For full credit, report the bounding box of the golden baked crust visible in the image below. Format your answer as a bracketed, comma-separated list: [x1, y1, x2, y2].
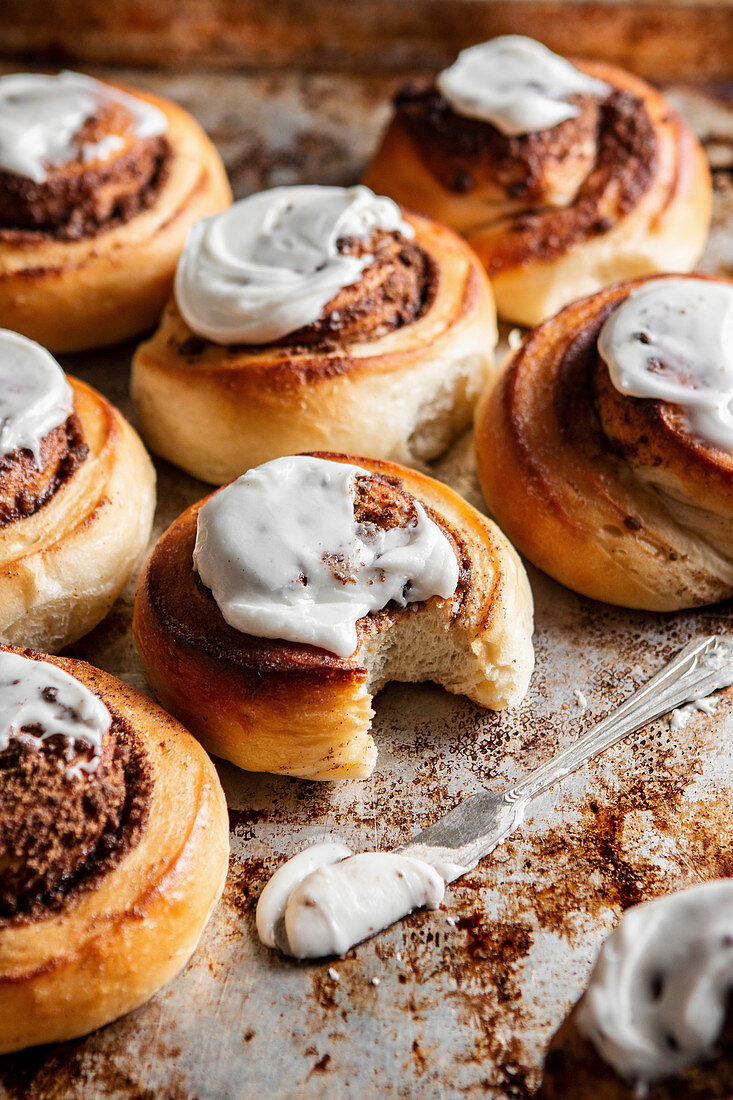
[0, 375, 156, 650]
[131, 211, 498, 484]
[0, 82, 232, 352]
[0, 644, 229, 1054]
[364, 60, 712, 327]
[133, 453, 534, 781]
[474, 274, 733, 611]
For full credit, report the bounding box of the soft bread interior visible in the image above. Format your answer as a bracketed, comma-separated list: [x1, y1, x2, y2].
[0, 381, 156, 652]
[406, 352, 487, 463]
[635, 465, 733, 566]
[361, 595, 528, 709]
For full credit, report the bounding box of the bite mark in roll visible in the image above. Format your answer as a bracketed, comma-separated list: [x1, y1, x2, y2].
[364, 36, 712, 327]
[133, 453, 534, 781]
[131, 184, 498, 484]
[475, 274, 733, 611]
[0, 70, 231, 351]
[0, 329, 156, 650]
[0, 645, 229, 1053]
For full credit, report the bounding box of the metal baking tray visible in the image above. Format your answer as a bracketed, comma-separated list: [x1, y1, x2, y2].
[0, 67, 732, 1100]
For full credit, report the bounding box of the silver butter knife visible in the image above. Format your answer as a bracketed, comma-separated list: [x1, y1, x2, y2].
[257, 635, 733, 959]
[401, 634, 733, 879]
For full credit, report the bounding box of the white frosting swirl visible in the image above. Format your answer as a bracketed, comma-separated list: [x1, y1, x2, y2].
[256, 841, 445, 959]
[598, 278, 733, 453]
[174, 185, 414, 345]
[0, 651, 111, 779]
[256, 842, 353, 952]
[193, 455, 459, 658]
[0, 330, 74, 464]
[577, 881, 733, 1083]
[0, 70, 167, 183]
[436, 36, 610, 136]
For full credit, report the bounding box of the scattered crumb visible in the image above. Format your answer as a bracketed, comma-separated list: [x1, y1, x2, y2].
[328, 967, 340, 982]
[446, 915, 457, 927]
[395, 951, 402, 962]
[670, 709, 686, 731]
[670, 697, 719, 731]
[371, 977, 380, 986]
[508, 327, 524, 351]
[572, 689, 588, 712]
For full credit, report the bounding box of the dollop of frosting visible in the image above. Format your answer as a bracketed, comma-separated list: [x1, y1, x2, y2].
[174, 184, 414, 344]
[598, 278, 733, 453]
[0, 70, 167, 183]
[0, 329, 74, 464]
[0, 651, 112, 780]
[193, 455, 459, 657]
[577, 880, 733, 1083]
[436, 35, 609, 136]
[256, 841, 445, 959]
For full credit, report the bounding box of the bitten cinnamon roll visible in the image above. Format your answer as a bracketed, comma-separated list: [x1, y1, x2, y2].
[540, 880, 733, 1099]
[131, 184, 497, 484]
[364, 36, 712, 327]
[133, 453, 534, 781]
[0, 329, 155, 649]
[0, 645, 229, 1053]
[474, 274, 733, 610]
[0, 71, 231, 352]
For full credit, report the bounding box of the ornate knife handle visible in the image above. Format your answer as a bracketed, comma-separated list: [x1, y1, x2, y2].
[509, 635, 733, 807]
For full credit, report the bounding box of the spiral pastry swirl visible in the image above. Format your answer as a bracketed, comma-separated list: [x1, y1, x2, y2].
[475, 275, 733, 611]
[133, 453, 534, 781]
[0, 71, 231, 351]
[364, 48, 711, 327]
[0, 646, 229, 1053]
[0, 331, 156, 650]
[132, 189, 498, 485]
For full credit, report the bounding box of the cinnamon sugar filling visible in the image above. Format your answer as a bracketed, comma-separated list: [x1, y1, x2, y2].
[0, 414, 88, 527]
[144, 468, 470, 677]
[0, 100, 170, 240]
[395, 83, 659, 268]
[0, 714, 152, 923]
[550, 298, 732, 487]
[280, 232, 437, 350]
[350, 472, 470, 627]
[553, 303, 624, 459]
[395, 81, 602, 201]
[173, 232, 437, 360]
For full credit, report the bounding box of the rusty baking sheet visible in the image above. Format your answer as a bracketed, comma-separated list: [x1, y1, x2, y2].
[0, 69, 732, 1100]
[1, 1, 732, 82]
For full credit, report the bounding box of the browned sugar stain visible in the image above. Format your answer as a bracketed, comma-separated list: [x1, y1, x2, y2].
[394, 695, 733, 1099]
[217, 854, 269, 926]
[0, 1037, 188, 1100]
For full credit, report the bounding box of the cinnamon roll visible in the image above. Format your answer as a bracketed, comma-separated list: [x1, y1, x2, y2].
[133, 453, 534, 781]
[474, 274, 733, 611]
[364, 36, 712, 327]
[540, 881, 733, 1099]
[0, 71, 231, 352]
[0, 329, 156, 649]
[131, 184, 497, 485]
[0, 644, 229, 1053]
